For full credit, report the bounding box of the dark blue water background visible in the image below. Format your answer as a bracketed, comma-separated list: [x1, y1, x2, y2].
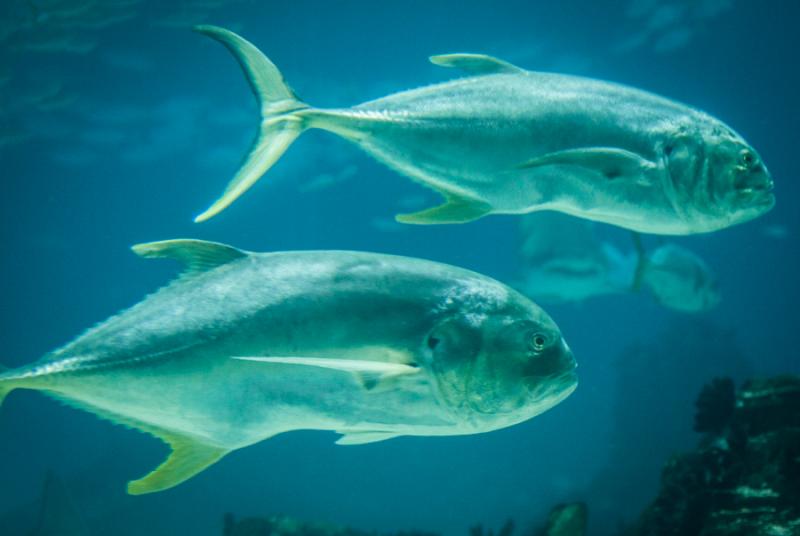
[0, 1, 797, 534]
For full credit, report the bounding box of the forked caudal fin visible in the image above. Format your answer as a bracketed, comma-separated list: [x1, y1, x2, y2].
[193, 25, 310, 222]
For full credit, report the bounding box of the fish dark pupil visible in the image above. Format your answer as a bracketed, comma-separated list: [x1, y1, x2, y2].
[427, 336, 441, 350]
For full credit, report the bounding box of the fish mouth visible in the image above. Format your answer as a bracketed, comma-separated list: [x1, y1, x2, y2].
[736, 175, 775, 208]
[523, 347, 577, 381]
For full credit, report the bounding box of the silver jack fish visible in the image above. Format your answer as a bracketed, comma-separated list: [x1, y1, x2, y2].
[516, 214, 719, 312]
[0, 240, 577, 495]
[192, 26, 774, 234]
[638, 243, 720, 312]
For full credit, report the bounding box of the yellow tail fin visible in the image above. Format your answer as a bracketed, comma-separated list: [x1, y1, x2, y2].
[193, 25, 310, 223]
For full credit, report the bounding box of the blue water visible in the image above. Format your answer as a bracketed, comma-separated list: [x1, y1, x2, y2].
[0, 1, 797, 534]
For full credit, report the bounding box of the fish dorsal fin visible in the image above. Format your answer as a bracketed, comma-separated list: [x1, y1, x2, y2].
[429, 53, 524, 75]
[127, 433, 229, 495]
[131, 239, 248, 276]
[233, 356, 420, 390]
[335, 431, 401, 446]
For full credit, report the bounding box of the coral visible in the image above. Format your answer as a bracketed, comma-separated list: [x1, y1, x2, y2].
[625, 375, 800, 536]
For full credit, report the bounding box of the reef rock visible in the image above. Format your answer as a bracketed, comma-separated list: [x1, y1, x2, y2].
[626, 375, 800, 536]
[537, 503, 587, 536]
[222, 513, 438, 536]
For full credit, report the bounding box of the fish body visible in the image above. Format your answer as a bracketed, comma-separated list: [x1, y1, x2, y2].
[516, 214, 718, 312]
[0, 240, 577, 494]
[517, 248, 635, 304]
[516, 213, 636, 303]
[192, 26, 774, 234]
[640, 244, 720, 312]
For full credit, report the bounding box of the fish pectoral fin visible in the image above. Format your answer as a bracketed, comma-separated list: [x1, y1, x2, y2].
[429, 53, 523, 75]
[335, 431, 401, 446]
[127, 434, 229, 495]
[131, 239, 248, 277]
[518, 147, 657, 182]
[233, 356, 420, 390]
[396, 192, 491, 225]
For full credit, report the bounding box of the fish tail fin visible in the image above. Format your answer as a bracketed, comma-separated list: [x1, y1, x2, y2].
[599, 243, 637, 291]
[193, 25, 311, 223]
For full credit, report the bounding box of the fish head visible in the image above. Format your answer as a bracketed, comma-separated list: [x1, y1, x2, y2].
[424, 283, 577, 431]
[645, 244, 721, 312]
[663, 117, 774, 232]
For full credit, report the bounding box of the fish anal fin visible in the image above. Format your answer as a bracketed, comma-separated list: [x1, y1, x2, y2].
[131, 239, 248, 276]
[396, 193, 491, 225]
[518, 147, 656, 183]
[335, 431, 400, 446]
[127, 434, 228, 495]
[0, 383, 12, 410]
[0, 365, 10, 409]
[42, 393, 230, 495]
[430, 53, 523, 75]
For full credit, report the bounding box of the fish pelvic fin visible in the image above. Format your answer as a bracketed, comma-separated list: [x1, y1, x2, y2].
[396, 191, 491, 224]
[335, 431, 401, 446]
[193, 25, 311, 222]
[127, 434, 229, 495]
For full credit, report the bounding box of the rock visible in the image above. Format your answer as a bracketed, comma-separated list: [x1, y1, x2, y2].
[625, 375, 800, 536]
[537, 503, 587, 536]
[221, 513, 438, 536]
[694, 378, 736, 435]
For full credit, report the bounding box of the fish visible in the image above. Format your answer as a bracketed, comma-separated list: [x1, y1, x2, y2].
[0, 239, 577, 495]
[516, 213, 638, 303]
[516, 214, 719, 312]
[190, 26, 774, 234]
[638, 243, 720, 312]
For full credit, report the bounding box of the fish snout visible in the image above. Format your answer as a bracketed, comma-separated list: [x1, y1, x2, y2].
[734, 164, 775, 208]
[524, 339, 576, 379]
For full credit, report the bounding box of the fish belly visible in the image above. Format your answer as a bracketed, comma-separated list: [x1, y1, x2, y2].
[44, 352, 447, 449]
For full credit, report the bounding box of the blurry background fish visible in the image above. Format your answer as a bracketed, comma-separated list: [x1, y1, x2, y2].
[516, 213, 720, 313]
[0, 1, 797, 536]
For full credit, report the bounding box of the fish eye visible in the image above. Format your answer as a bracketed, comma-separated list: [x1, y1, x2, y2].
[427, 335, 441, 350]
[740, 151, 754, 167]
[529, 333, 548, 352]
